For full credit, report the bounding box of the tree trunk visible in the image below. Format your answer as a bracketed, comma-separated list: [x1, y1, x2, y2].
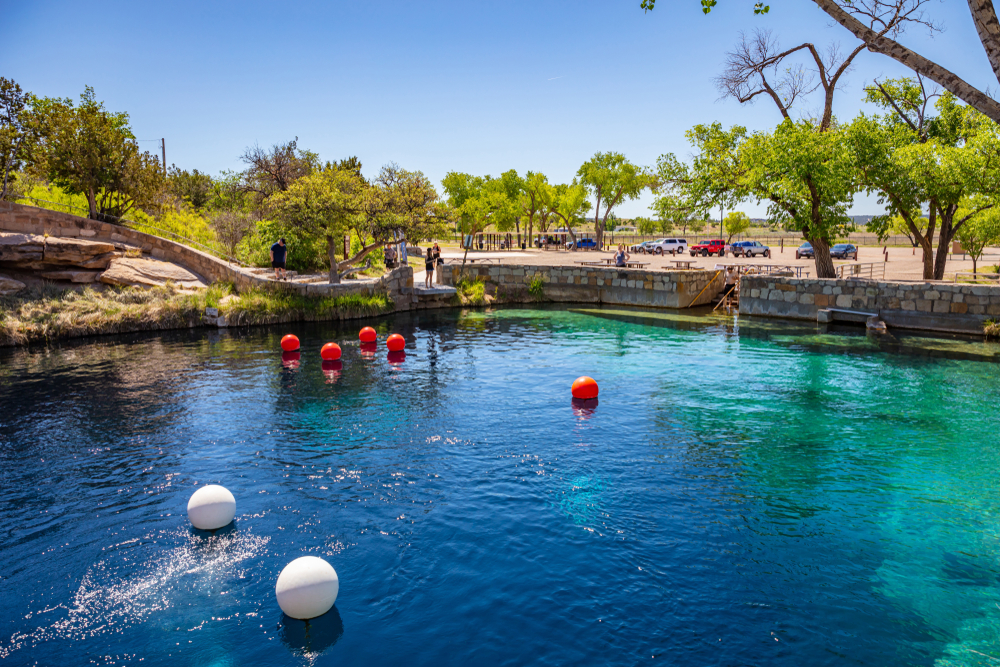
[87, 189, 98, 221]
[967, 0, 1000, 84]
[326, 235, 341, 284]
[811, 0, 1000, 124]
[933, 216, 954, 281]
[810, 236, 837, 278]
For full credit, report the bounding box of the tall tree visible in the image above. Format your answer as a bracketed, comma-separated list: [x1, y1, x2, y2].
[576, 152, 655, 248]
[0, 77, 28, 201]
[241, 138, 318, 205]
[545, 181, 592, 248]
[723, 211, 751, 242]
[28, 87, 163, 220]
[516, 170, 551, 246]
[442, 171, 520, 268]
[641, 0, 1000, 124]
[849, 81, 1000, 278]
[167, 166, 213, 209]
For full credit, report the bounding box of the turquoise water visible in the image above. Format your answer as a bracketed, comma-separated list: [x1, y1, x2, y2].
[1, 305, 998, 666]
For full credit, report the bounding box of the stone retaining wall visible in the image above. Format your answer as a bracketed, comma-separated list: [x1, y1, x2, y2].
[740, 275, 1000, 334]
[0, 201, 415, 306]
[443, 263, 723, 308]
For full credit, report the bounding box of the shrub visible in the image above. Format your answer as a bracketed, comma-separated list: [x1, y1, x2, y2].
[528, 276, 545, 300]
[454, 276, 486, 306]
[235, 219, 328, 273]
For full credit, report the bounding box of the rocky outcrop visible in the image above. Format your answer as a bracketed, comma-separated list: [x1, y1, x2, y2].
[0, 273, 26, 295]
[42, 236, 116, 264]
[100, 257, 206, 288]
[0, 233, 44, 263]
[39, 270, 104, 283]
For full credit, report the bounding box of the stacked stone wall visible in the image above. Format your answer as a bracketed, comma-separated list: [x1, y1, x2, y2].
[444, 263, 723, 308]
[741, 275, 1000, 334]
[0, 201, 414, 305]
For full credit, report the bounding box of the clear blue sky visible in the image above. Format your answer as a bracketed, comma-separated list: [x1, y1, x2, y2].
[1, 0, 990, 218]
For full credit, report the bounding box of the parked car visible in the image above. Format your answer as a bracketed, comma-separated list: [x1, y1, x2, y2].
[830, 243, 859, 260]
[731, 240, 771, 258]
[795, 242, 814, 259]
[647, 238, 688, 255]
[566, 238, 597, 250]
[630, 240, 656, 254]
[689, 239, 727, 257]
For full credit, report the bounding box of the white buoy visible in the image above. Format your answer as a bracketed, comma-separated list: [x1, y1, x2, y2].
[275, 556, 340, 620]
[186, 484, 236, 530]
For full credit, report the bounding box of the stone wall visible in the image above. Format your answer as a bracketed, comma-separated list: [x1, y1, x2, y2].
[443, 263, 723, 308]
[740, 275, 1000, 334]
[0, 200, 415, 305]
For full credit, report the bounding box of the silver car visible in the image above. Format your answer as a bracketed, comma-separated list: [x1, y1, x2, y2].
[734, 240, 771, 258]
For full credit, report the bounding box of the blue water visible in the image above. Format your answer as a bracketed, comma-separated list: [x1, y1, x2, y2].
[1, 306, 999, 666]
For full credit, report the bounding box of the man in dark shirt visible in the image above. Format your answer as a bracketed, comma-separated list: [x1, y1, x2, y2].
[270, 238, 288, 281]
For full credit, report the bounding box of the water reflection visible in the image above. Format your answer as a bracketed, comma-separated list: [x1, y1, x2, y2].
[282, 350, 301, 369]
[280, 606, 345, 659]
[571, 397, 599, 418]
[321, 360, 343, 383]
[387, 350, 406, 365]
[360, 342, 378, 359]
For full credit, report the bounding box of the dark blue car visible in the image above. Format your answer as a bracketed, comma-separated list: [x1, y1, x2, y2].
[566, 238, 597, 249]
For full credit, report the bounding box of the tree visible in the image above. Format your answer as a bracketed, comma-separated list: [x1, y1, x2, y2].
[723, 211, 751, 242]
[28, 87, 163, 220]
[442, 171, 520, 268]
[956, 203, 1000, 274]
[0, 77, 28, 201]
[269, 166, 363, 283]
[516, 170, 551, 245]
[241, 138, 318, 205]
[685, 124, 747, 238]
[548, 181, 592, 248]
[688, 218, 707, 235]
[577, 152, 655, 247]
[735, 120, 858, 277]
[634, 216, 658, 235]
[167, 166, 213, 209]
[641, 0, 1000, 125]
[849, 84, 1000, 278]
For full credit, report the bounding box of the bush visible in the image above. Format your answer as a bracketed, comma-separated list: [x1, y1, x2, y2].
[235, 219, 328, 273]
[454, 276, 486, 306]
[529, 276, 545, 300]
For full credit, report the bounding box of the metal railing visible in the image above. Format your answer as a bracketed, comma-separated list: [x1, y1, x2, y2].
[953, 271, 1000, 283]
[17, 196, 247, 267]
[835, 262, 886, 280]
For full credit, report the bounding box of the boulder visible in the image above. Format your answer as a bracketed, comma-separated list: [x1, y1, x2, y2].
[42, 236, 116, 264]
[78, 251, 124, 270]
[39, 270, 103, 283]
[100, 257, 206, 289]
[0, 233, 45, 263]
[0, 273, 26, 295]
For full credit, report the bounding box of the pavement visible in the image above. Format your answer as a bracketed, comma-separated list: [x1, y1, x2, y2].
[429, 246, 1000, 282]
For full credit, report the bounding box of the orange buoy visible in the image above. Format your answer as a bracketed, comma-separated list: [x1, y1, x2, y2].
[320, 342, 342, 361]
[571, 376, 599, 400]
[386, 333, 405, 352]
[281, 334, 300, 352]
[359, 327, 377, 343]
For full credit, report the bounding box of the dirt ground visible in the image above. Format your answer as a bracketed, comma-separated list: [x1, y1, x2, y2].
[431, 245, 1000, 282]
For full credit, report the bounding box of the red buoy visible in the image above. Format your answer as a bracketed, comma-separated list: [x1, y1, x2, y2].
[281, 334, 300, 352]
[320, 342, 342, 361]
[359, 327, 377, 343]
[571, 376, 599, 400]
[386, 333, 405, 352]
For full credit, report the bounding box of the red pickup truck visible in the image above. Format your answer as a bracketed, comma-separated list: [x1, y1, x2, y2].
[689, 239, 727, 257]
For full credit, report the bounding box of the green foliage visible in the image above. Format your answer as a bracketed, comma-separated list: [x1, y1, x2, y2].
[17, 180, 90, 213]
[528, 276, 545, 300]
[442, 172, 520, 260]
[27, 86, 164, 220]
[453, 276, 487, 306]
[576, 151, 655, 240]
[0, 77, 28, 200]
[634, 216, 658, 235]
[956, 204, 1000, 272]
[723, 211, 751, 242]
[167, 166, 213, 209]
[220, 285, 392, 326]
[236, 218, 328, 271]
[131, 205, 223, 254]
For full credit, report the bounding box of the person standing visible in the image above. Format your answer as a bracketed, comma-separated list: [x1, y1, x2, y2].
[270, 238, 288, 281]
[431, 243, 442, 284]
[423, 245, 435, 288]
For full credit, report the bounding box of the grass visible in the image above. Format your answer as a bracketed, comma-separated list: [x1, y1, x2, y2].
[986, 319, 1000, 340]
[0, 281, 394, 346]
[220, 286, 393, 326]
[0, 282, 208, 346]
[453, 277, 487, 306]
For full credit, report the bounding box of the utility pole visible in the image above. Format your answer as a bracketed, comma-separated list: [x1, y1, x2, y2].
[161, 138, 166, 173]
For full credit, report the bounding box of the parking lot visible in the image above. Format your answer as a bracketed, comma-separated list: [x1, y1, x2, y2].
[436, 243, 1000, 282]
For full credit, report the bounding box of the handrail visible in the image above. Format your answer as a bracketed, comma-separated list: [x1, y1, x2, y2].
[16, 196, 247, 267]
[835, 262, 885, 280]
